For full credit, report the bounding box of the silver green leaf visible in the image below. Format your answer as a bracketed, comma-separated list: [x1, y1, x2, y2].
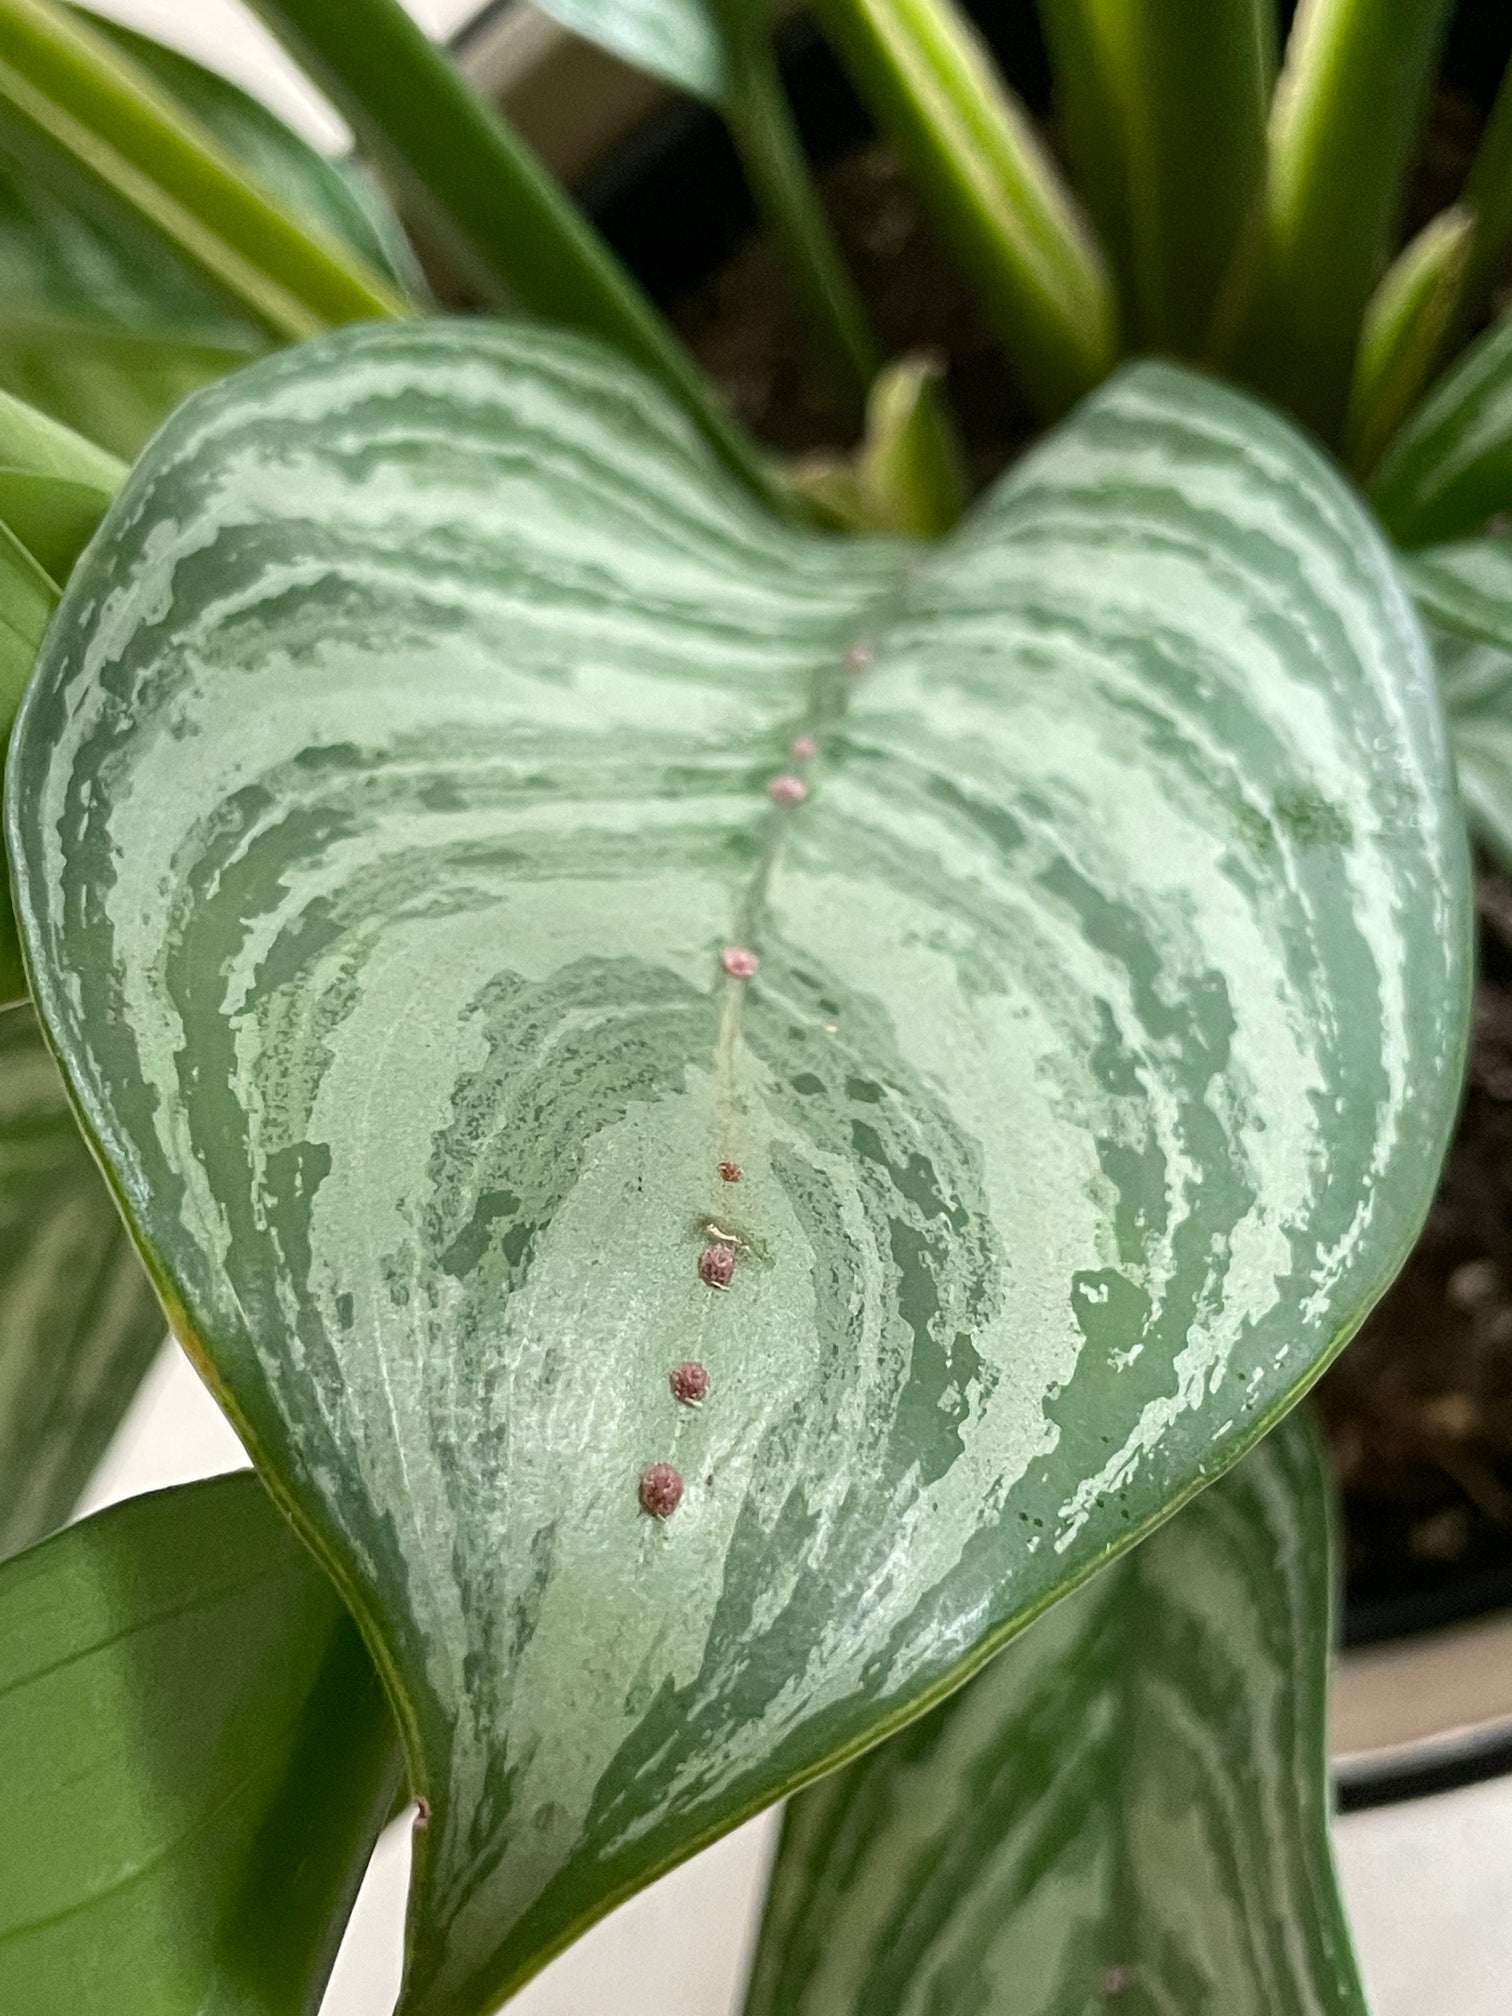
[1403, 536, 1512, 871]
[745, 1411, 1370, 2016]
[0, 1001, 166, 1557]
[528, 0, 728, 102]
[0, 1471, 399, 2012]
[743, 1413, 1367, 2016]
[5, 325, 1469, 2015]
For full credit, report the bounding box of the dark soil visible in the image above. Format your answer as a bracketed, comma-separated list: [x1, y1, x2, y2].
[665, 125, 1512, 1633]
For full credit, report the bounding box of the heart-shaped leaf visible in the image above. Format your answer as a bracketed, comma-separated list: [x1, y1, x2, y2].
[0, 1002, 166, 1556]
[527, 0, 728, 102]
[6, 326, 1469, 2015]
[1403, 536, 1512, 872]
[743, 1413, 1366, 2016]
[0, 1471, 399, 2012]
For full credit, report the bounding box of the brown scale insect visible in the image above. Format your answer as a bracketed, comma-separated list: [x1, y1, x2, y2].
[670, 1361, 710, 1405]
[639, 1462, 684, 1518]
[699, 1243, 737, 1289]
[717, 1159, 742, 1183]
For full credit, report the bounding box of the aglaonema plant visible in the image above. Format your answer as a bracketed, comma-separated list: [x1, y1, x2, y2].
[0, 0, 1508, 2011]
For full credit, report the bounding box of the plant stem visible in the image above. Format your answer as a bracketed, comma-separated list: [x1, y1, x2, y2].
[1236, 0, 1453, 443]
[0, 0, 407, 342]
[1039, 0, 1272, 359]
[246, 0, 789, 515]
[811, 0, 1115, 418]
[721, 29, 879, 425]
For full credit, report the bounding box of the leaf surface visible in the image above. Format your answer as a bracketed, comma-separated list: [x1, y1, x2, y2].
[1372, 312, 1512, 544]
[6, 325, 1470, 2015]
[528, 0, 727, 101]
[0, 1471, 400, 2012]
[743, 1414, 1367, 2016]
[0, 1003, 167, 1556]
[1403, 537, 1512, 872]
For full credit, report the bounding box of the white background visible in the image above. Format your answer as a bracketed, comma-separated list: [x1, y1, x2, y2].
[66, 4, 1512, 2009]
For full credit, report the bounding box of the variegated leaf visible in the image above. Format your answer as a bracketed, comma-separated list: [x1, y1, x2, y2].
[743, 1413, 1366, 2016]
[0, 1001, 165, 1558]
[5, 325, 1468, 2014]
[1402, 538, 1512, 873]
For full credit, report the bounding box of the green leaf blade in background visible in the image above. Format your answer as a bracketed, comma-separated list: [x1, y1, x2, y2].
[529, 0, 728, 101]
[6, 325, 1469, 2014]
[743, 1413, 1366, 2016]
[0, 1471, 400, 2013]
[1373, 313, 1512, 546]
[0, 3, 415, 454]
[0, 1002, 167, 1557]
[1402, 537, 1512, 873]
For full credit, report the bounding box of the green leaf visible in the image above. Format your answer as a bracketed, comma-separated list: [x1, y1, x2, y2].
[1038, 0, 1273, 357]
[1240, 0, 1454, 443]
[791, 350, 966, 536]
[811, 0, 1116, 417]
[0, 378, 123, 578]
[1401, 538, 1512, 873]
[0, 1, 413, 453]
[743, 1414, 1365, 2016]
[1372, 312, 1512, 546]
[6, 326, 1469, 2015]
[246, 0, 787, 511]
[0, 1002, 168, 1555]
[529, 0, 727, 101]
[1345, 206, 1473, 480]
[0, 523, 57, 1000]
[0, 1471, 400, 2012]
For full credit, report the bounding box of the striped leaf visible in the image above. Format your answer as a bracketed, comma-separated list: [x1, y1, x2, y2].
[1403, 538, 1512, 873]
[5, 325, 1469, 2014]
[743, 1414, 1366, 2016]
[1372, 312, 1512, 546]
[0, 1472, 399, 2012]
[0, 1002, 165, 1558]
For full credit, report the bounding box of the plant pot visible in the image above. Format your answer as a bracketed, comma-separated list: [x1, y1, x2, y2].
[451, 0, 1512, 1820]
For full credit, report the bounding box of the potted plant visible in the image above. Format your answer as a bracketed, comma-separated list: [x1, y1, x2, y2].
[0, 2, 1509, 2011]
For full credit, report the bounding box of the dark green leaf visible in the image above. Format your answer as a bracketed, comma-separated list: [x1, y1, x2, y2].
[744, 1413, 1366, 2016]
[1402, 538, 1512, 872]
[0, 1, 412, 453]
[0, 1470, 400, 2012]
[6, 326, 1469, 2016]
[1345, 207, 1473, 479]
[0, 522, 57, 1000]
[0, 1002, 167, 1555]
[1372, 313, 1512, 545]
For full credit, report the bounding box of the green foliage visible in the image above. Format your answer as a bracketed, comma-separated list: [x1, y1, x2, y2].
[1373, 312, 1512, 545]
[793, 351, 967, 535]
[0, 1472, 399, 2012]
[745, 1415, 1366, 2016]
[1404, 539, 1512, 875]
[6, 322, 1469, 2013]
[1346, 207, 1473, 478]
[1039, 0, 1273, 357]
[0, 1, 416, 453]
[0, 1003, 166, 1556]
[530, 0, 727, 101]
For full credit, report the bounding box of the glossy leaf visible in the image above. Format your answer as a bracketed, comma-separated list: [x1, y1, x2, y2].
[0, 1002, 167, 1555]
[530, 0, 726, 101]
[0, 1470, 400, 2012]
[6, 326, 1469, 2015]
[0, 3, 412, 453]
[0, 527, 56, 999]
[1402, 538, 1512, 873]
[1372, 312, 1512, 546]
[744, 1415, 1366, 2016]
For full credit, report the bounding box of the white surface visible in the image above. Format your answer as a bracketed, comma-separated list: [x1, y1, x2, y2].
[58, 2, 1512, 2008]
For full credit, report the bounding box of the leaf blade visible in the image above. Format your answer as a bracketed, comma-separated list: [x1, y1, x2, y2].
[5, 325, 1470, 2014]
[529, 0, 728, 101]
[0, 1471, 400, 2013]
[742, 1415, 1367, 2016]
